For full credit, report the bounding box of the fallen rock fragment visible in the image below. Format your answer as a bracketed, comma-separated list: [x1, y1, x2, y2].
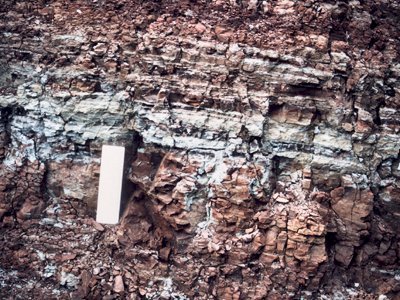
[113, 275, 124, 293]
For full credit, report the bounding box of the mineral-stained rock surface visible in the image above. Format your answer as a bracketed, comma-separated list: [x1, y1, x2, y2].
[0, 0, 400, 298]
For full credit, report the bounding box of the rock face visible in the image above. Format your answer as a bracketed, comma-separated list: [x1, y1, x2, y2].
[1, 0, 400, 298]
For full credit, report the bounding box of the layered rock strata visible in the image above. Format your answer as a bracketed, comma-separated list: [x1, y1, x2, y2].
[0, 0, 400, 298]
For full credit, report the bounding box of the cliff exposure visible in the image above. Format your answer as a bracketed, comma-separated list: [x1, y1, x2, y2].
[0, 0, 400, 298]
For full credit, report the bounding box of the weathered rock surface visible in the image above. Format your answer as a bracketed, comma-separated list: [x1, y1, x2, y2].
[0, 0, 400, 298]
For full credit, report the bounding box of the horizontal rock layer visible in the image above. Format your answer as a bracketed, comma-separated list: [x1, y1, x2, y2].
[0, 0, 399, 298]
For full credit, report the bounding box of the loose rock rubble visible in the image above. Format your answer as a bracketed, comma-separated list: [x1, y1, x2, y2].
[0, 0, 400, 298]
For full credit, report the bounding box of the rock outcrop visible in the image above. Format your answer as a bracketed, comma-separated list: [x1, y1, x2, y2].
[0, 0, 399, 298]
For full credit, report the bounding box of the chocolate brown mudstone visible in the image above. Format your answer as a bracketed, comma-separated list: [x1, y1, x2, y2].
[0, 0, 399, 298]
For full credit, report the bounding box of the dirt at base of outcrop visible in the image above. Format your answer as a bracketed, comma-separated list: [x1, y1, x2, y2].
[0, 197, 390, 300]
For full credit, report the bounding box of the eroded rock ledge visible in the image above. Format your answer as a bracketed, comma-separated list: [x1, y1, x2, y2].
[0, 0, 399, 298]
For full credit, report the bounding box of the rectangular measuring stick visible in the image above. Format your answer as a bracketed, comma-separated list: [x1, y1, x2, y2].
[96, 145, 125, 224]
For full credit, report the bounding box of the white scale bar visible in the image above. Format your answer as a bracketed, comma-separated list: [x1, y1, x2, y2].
[96, 145, 125, 224]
